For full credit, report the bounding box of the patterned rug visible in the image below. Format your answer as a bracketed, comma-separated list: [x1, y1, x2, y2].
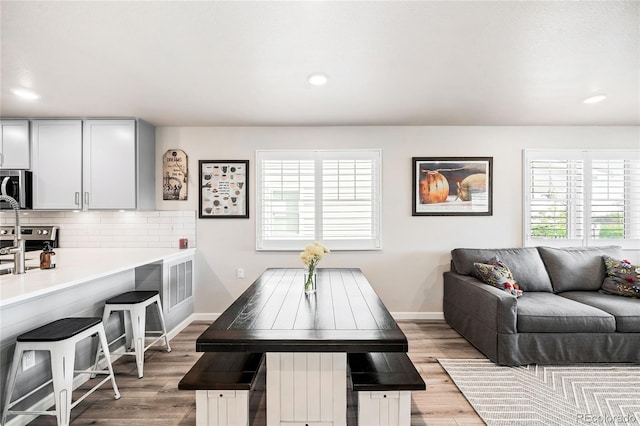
[438, 359, 640, 426]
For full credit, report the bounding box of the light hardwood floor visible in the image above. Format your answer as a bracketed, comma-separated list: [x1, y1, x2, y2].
[26, 320, 486, 425]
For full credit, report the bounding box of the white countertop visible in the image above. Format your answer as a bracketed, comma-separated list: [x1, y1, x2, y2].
[0, 248, 196, 308]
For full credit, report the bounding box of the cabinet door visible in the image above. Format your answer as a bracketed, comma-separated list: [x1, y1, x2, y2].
[0, 120, 30, 169]
[31, 120, 83, 209]
[83, 120, 136, 210]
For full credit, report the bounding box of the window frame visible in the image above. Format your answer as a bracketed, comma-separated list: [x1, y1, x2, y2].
[256, 149, 383, 251]
[523, 149, 640, 250]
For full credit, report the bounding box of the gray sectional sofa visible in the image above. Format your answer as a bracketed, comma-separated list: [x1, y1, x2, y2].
[443, 246, 640, 366]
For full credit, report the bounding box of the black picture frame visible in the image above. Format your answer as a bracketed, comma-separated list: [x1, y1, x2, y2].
[199, 160, 249, 219]
[412, 157, 493, 216]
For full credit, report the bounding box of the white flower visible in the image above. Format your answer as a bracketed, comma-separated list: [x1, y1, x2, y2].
[299, 242, 330, 269]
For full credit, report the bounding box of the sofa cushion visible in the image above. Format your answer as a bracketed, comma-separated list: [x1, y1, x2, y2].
[601, 256, 640, 298]
[537, 246, 622, 293]
[451, 248, 553, 292]
[516, 292, 615, 333]
[559, 291, 640, 332]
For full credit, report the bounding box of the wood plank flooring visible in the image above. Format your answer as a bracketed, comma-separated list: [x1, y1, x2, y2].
[26, 320, 486, 425]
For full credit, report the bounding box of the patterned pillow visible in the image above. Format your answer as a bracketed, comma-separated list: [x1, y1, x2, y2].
[601, 256, 640, 298]
[473, 257, 523, 297]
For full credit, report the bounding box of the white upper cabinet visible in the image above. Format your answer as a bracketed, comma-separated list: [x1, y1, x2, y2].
[0, 120, 30, 169]
[83, 120, 137, 210]
[31, 120, 83, 209]
[31, 119, 155, 210]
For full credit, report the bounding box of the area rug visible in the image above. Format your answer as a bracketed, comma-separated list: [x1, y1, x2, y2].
[438, 359, 640, 426]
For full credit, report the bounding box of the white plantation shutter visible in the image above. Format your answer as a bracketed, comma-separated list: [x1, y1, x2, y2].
[524, 149, 640, 249]
[590, 154, 640, 241]
[527, 153, 585, 242]
[257, 150, 382, 250]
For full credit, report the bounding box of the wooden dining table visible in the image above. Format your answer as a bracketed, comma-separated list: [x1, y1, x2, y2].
[196, 268, 408, 426]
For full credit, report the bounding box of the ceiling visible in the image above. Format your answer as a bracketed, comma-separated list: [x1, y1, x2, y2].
[1, 1, 638, 127]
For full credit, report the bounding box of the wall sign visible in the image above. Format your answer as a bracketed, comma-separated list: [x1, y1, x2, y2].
[199, 160, 249, 218]
[163, 149, 188, 200]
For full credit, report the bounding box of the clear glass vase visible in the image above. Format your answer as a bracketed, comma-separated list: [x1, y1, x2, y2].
[304, 272, 317, 295]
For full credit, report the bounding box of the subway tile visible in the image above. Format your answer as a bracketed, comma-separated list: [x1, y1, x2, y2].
[136, 211, 160, 217]
[100, 241, 122, 248]
[124, 241, 149, 248]
[147, 217, 172, 224]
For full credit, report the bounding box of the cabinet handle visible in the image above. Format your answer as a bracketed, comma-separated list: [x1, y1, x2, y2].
[75, 192, 80, 206]
[0, 153, 3, 166]
[84, 192, 89, 206]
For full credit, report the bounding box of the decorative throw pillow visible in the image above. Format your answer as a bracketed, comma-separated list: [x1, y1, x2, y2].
[601, 256, 640, 297]
[473, 257, 523, 297]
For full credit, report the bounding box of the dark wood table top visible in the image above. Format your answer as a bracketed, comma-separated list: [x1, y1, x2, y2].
[196, 268, 408, 353]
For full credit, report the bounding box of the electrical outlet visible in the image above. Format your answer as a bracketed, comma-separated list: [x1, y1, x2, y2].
[236, 268, 245, 279]
[22, 350, 36, 371]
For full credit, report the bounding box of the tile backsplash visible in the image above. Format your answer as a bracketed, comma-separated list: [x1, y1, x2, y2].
[0, 210, 196, 249]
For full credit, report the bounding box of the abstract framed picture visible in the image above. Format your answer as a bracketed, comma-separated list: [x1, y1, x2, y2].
[199, 160, 249, 218]
[412, 157, 493, 216]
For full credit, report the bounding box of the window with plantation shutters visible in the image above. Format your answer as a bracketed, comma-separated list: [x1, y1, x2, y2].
[524, 149, 640, 249]
[256, 150, 382, 251]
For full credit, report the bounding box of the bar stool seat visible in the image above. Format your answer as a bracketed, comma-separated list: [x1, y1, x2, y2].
[96, 290, 171, 379]
[2, 317, 120, 426]
[105, 290, 159, 305]
[18, 317, 103, 341]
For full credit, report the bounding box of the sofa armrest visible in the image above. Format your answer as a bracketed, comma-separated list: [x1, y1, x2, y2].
[443, 271, 517, 334]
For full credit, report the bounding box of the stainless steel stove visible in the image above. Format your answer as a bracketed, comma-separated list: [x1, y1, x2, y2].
[0, 225, 59, 252]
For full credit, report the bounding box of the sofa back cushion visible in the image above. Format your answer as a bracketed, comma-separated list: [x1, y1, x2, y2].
[451, 248, 553, 292]
[537, 246, 623, 293]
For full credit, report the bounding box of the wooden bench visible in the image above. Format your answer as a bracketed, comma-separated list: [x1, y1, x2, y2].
[349, 352, 426, 426]
[178, 352, 264, 426]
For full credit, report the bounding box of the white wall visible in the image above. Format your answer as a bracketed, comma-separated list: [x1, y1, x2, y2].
[155, 126, 639, 315]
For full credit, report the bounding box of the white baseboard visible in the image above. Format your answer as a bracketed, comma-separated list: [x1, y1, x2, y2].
[391, 312, 444, 320]
[167, 314, 198, 340]
[192, 313, 221, 322]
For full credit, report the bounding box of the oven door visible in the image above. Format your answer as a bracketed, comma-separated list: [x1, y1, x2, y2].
[0, 170, 32, 209]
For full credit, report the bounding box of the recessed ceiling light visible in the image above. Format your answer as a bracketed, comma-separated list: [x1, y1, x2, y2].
[583, 94, 607, 104]
[11, 88, 40, 100]
[308, 73, 328, 86]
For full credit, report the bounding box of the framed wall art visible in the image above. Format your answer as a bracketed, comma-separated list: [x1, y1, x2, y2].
[199, 160, 249, 218]
[412, 157, 493, 216]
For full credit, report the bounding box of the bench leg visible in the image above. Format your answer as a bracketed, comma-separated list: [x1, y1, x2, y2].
[357, 390, 412, 426]
[195, 390, 250, 426]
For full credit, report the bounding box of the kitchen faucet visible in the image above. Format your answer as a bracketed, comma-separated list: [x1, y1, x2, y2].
[0, 178, 25, 274]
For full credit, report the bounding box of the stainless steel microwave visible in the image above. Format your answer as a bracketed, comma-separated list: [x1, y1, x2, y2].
[0, 170, 32, 209]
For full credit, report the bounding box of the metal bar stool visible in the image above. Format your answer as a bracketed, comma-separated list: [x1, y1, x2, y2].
[1, 317, 120, 426]
[95, 291, 171, 379]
